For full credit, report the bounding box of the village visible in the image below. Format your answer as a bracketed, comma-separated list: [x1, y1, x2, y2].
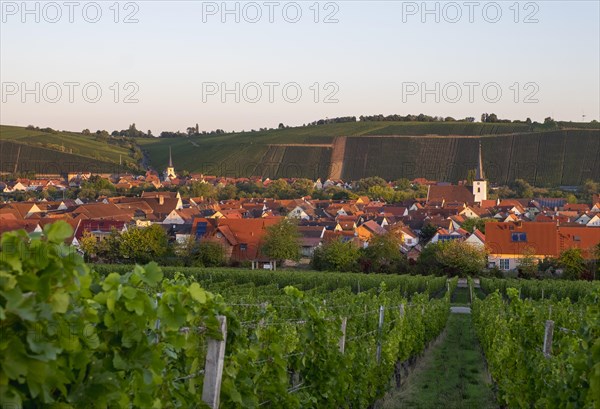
[3, 0, 599, 405]
[1, 144, 599, 275]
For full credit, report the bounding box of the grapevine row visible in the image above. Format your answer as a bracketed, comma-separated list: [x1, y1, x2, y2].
[0, 224, 452, 408]
[471, 288, 599, 408]
[480, 277, 600, 302]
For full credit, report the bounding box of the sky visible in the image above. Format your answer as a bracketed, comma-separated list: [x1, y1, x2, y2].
[1, 0, 599, 134]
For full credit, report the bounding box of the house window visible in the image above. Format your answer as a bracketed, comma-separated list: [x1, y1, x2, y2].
[240, 243, 247, 251]
[439, 235, 458, 242]
[511, 232, 527, 242]
[499, 259, 510, 270]
[573, 236, 581, 241]
[477, 188, 481, 193]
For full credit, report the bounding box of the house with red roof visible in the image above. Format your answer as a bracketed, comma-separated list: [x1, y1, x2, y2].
[486, 221, 600, 271]
[356, 220, 387, 242]
[74, 219, 128, 243]
[426, 184, 475, 206]
[464, 229, 486, 249]
[207, 217, 282, 263]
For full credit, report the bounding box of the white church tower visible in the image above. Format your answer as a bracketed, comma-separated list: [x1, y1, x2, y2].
[473, 141, 487, 203]
[165, 146, 176, 180]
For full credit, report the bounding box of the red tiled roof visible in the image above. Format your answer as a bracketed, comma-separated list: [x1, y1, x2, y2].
[360, 220, 386, 236]
[485, 222, 559, 257]
[213, 217, 283, 260]
[141, 191, 178, 199]
[427, 185, 474, 205]
[473, 229, 486, 242]
[74, 220, 127, 239]
[563, 203, 590, 212]
[72, 203, 133, 221]
[557, 227, 600, 259]
[0, 219, 40, 235]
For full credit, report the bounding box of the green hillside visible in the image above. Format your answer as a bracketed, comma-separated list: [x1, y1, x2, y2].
[138, 122, 537, 180]
[2, 121, 598, 186]
[341, 131, 600, 185]
[0, 140, 121, 175]
[139, 122, 599, 186]
[0, 125, 138, 175]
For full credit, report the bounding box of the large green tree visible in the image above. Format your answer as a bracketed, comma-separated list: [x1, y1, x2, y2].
[311, 239, 360, 272]
[419, 223, 438, 243]
[292, 178, 315, 197]
[356, 177, 387, 193]
[261, 219, 301, 263]
[513, 179, 533, 198]
[188, 181, 217, 199]
[360, 233, 407, 274]
[265, 179, 294, 199]
[558, 248, 586, 280]
[517, 246, 538, 279]
[196, 241, 225, 267]
[418, 240, 487, 276]
[461, 218, 497, 234]
[119, 225, 169, 263]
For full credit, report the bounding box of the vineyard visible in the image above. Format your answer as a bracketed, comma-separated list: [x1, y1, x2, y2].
[134, 122, 600, 185]
[0, 140, 121, 175]
[480, 277, 600, 302]
[340, 130, 600, 185]
[3, 123, 598, 184]
[365, 122, 532, 136]
[472, 278, 600, 408]
[256, 145, 332, 180]
[2, 224, 599, 408]
[0, 125, 134, 175]
[0, 224, 453, 408]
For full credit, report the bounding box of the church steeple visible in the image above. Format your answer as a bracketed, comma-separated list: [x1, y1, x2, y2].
[472, 140, 487, 203]
[475, 141, 485, 180]
[168, 146, 173, 168]
[165, 146, 176, 180]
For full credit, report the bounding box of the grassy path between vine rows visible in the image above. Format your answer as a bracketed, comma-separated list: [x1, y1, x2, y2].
[377, 285, 498, 409]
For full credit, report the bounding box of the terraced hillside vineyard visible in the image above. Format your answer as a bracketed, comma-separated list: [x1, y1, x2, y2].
[341, 130, 600, 184]
[0, 140, 124, 175]
[138, 123, 599, 185]
[2, 122, 598, 185]
[0, 125, 137, 175]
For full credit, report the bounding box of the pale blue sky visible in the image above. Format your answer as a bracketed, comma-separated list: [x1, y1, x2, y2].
[1, 1, 599, 133]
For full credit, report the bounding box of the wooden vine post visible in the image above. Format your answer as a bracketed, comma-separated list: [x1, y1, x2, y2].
[543, 320, 554, 358]
[376, 306, 385, 363]
[202, 315, 227, 409]
[339, 317, 347, 354]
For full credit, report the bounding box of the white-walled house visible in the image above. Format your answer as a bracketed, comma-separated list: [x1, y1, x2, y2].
[464, 229, 485, 248]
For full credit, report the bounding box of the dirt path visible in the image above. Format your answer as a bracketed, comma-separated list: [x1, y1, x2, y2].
[328, 136, 346, 180]
[378, 313, 497, 409]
